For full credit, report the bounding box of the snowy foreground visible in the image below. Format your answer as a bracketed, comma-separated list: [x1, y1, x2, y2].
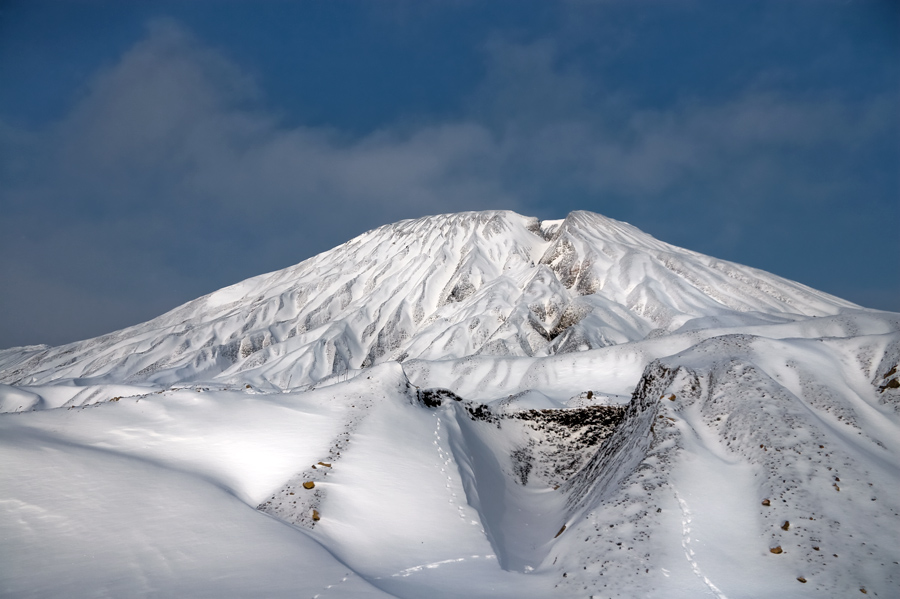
[1, 210, 898, 598]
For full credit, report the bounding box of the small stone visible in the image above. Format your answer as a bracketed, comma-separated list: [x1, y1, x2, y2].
[797, 577, 807, 583]
[860, 589, 867, 594]
[762, 499, 771, 506]
[770, 546, 783, 554]
[555, 525, 567, 538]
[312, 509, 320, 521]
[813, 546, 820, 551]
[303, 481, 315, 489]
[781, 521, 790, 531]
[318, 462, 332, 468]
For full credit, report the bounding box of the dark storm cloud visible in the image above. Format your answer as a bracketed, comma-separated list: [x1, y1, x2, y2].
[1, 13, 896, 348]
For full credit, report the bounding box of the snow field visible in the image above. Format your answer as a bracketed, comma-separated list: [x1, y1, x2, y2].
[1, 210, 898, 598]
[0, 423, 393, 599]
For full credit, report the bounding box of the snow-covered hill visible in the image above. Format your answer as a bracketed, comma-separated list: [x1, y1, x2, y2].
[1, 210, 898, 598]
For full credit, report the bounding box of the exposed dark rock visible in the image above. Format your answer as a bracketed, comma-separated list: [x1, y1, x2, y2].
[465, 403, 496, 423]
[511, 446, 534, 485]
[513, 405, 626, 451]
[417, 388, 463, 408]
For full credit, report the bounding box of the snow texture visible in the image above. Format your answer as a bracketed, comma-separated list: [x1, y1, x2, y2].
[1, 210, 898, 598]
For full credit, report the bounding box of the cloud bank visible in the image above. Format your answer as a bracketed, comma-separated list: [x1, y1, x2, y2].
[1, 18, 895, 347]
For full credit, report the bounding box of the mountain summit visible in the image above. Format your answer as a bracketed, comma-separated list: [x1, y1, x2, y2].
[1, 211, 898, 598]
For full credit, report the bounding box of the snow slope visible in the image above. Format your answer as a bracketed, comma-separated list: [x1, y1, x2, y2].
[1, 210, 898, 598]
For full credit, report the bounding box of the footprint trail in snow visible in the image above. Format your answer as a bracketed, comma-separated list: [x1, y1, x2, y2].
[675, 491, 728, 599]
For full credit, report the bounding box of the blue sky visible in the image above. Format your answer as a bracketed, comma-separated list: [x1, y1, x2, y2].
[1, 0, 898, 348]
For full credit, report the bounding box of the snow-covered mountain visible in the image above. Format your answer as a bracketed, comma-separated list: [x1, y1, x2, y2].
[0, 210, 862, 391]
[1, 210, 898, 598]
